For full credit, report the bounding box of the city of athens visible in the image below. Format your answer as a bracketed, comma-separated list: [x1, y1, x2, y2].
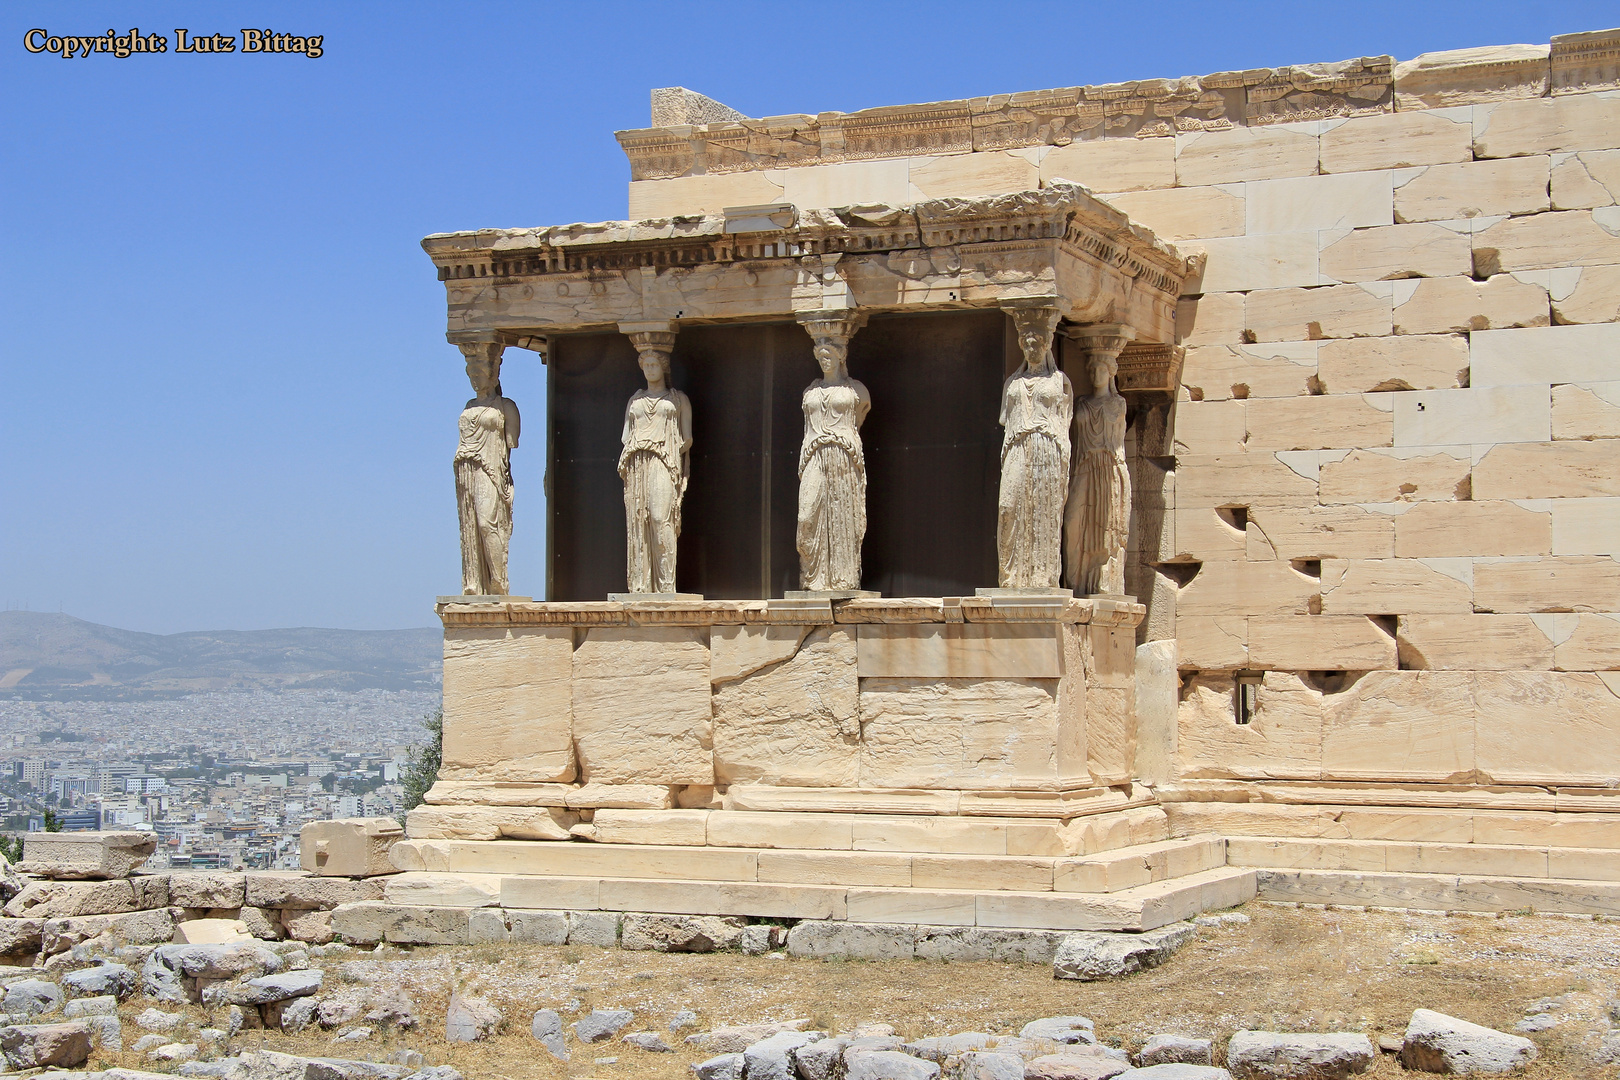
[4, 4, 1620, 1078]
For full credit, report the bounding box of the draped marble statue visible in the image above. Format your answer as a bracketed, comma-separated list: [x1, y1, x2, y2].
[1064, 325, 1134, 596]
[618, 328, 692, 594]
[454, 342, 520, 596]
[796, 311, 870, 592]
[997, 304, 1073, 589]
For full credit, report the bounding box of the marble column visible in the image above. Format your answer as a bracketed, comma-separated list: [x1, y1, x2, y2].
[1062, 324, 1135, 596]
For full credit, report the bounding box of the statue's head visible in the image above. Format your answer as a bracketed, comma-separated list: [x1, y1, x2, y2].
[813, 336, 847, 380]
[1089, 356, 1114, 395]
[637, 347, 670, 387]
[465, 351, 502, 398]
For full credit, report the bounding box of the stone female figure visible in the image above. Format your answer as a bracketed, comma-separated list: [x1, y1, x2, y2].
[797, 318, 871, 592]
[454, 344, 520, 596]
[618, 338, 692, 593]
[1065, 345, 1131, 595]
[997, 307, 1073, 589]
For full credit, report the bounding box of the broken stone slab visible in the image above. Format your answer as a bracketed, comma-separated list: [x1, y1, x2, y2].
[845, 1048, 941, 1080]
[686, 1018, 811, 1054]
[1024, 1052, 1132, 1079]
[740, 924, 786, 955]
[19, 831, 157, 880]
[625, 1029, 672, 1052]
[444, 991, 500, 1042]
[620, 913, 745, 953]
[175, 918, 253, 945]
[140, 943, 282, 1003]
[959, 1050, 1029, 1080]
[62, 961, 137, 1000]
[531, 1008, 567, 1060]
[1021, 1016, 1097, 1044]
[167, 873, 246, 909]
[62, 994, 116, 1018]
[743, 1029, 822, 1080]
[1052, 922, 1197, 980]
[1400, 1009, 1537, 1075]
[575, 1007, 634, 1043]
[300, 818, 405, 878]
[693, 1053, 745, 1080]
[244, 872, 386, 910]
[210, 968, 323, 1007]
[135, 1007, 183, 1032]
[0, 1020, 92, 1069]
[42, 909, 174, 955]
[2, 978, 62, 1016]
[1226, 1031, 1375, 1078]
[84, 1012, 120, 1051]
[0, 918, 42, 956]
[786, 920, 918, 960]
[1141, 1035, 1216, 1066]
[1128, 1067, 1235, 1079]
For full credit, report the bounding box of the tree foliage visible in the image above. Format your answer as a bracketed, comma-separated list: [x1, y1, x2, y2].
[41, 809, 61, 833]
[400, 709, 442, 819]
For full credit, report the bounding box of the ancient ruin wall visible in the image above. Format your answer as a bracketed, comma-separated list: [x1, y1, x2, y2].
[616, 33, 1620, 794]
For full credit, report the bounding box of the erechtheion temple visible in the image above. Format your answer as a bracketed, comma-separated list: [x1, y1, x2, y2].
[402, 30, 1620, 939]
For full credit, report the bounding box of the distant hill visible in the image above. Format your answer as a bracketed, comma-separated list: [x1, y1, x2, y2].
[0, 612, 441, 698]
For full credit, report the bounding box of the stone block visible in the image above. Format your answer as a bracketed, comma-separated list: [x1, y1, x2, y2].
[757, 850, 909, 887]
[1176, 293, 1245, 347]
[1391, 386, 1550, 447]
[1474, 91, 1620, 158]
[1176, 125, 1318, 186]
[1098, 186, 1244, 242]
[1181, 343, 1317, 400]
[1473, 556, 1620, 612]
[1052, 922, 1195, 980]
[856, 623, 1062, 679]
[1393, 274, 1548, 335]
[174, 918, 251, 944]
[5, 880, 135, 919]
[1474, 210, 1620, 274]
[1316, 333, 1469, 394]
[771, 159, 910, 208]
[20, 832, 155, 881]
[441, 627, 575, 783]
[1245, 286, 1391, 344]
[1551, 149, 1620, 209]
[506, 908, 568, 944]
[709, 624, 809, 682]
[907, 151, 1036, 201]
[0, 1021, 91, 1070]
[1393, 44, 1549, 109]
[572, 626, 714, 786]
[1319, 559, 1473, 614]
[1245, 394, 1393, 451]
[328, 902, 470, 945]
[243, 871, 385, 910]
[1248, 616, 1396, 670]
[1249, 504, 1393, 560]
[1176, 561, 1319, 617]
[1176, 672, 1322, 781]
[1394, 156, 1550, 223]
[1226, 1031, 1373, 1080]
[1401, 1009, 1537, 1075]
[1476, 671, 1620, 785]
[581, 808, 706, 846]
[844, 887, 976, 926]
[1042, 137, 1177, 191]
[1554, 613, 1620, 670]
[1552, 264, 1620, 323]
[785, 920, 918, 960]
[1319, 109, 1473, 173]
[1318, 448, 1469, 505]
[1140, 1035, 1215, 1067]
[1172, 507, 1246, 561]
[280, 909, 332, 944]
[567, 910, 621, 946]
[1397, 613, 1554, 670]
[708, 810, 854, 850]
[628, 172, 785, 218]
[564, 783, 675, 809]
[1173, 453, 1320, 507]
[1186, 233, 1319, 293]
[1552, 381, 1620, 438]
[1247, 172, 1393, 234]
[423, 780, 573, 806]
[298, 819, 402, 878]
[382, 872, 501, 908]
[1319, 223, 1472, 284]
[1555, 497, 1620, 556]
[167, 872, 245, 909]
[1393, 501, 1551, 558]
[1174, 616, 1248, 669]
[858, 678, 1062, 789]
[1474, 439, 1620, 499]
[1135, 639, 1179, 787]
[1172, 400, 1246, 456]
[406, 805, 576, 842]
[1321, 673, 1478, 783]
[620, 913, 745, 952]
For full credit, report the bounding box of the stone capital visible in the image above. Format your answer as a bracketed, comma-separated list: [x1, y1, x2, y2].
[796, 308, 866, 345]
[455, 340, 504, 368]
[619, 320, 678, 358]
[1063, 323, 1137, 369]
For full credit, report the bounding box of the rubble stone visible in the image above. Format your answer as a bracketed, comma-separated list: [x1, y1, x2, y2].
[575, 1008, 635, 1043]
[620, 913, 745, 953]
[531, 1008, 567, 1060]
[1400, 1009, 1537, 1074]
[0, 1021, 91, 1069]
[444, 990, 501, 1042]
[19, 831, 157, 880]
[1141, 1035, 1216, 1066]
[62, 961, 136, 1000]
[1226, 1030, 1375, 1078]
[1052, 923, 1197, 980]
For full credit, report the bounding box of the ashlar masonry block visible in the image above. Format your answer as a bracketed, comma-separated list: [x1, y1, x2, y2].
[1176, 292, 1245, 347]
[857, 677, 1065, 790]
[1550, 149, 1620, 210]
[20, 832, 156, 881]
[1393, 501, 1552, 558]
[1040, 136, 1177, 192]
[1473, 211, 1620, 273]
[1244, 172, 1393, 234]
[1244, 394, 1393, 451]
[572, 626, 714, 786]
[1320, 558, 1474, 614]
[1393, 157, 1551, 223]
[1248, 615, 1397, 670]
[1555, 614, 1620, 670]
[1319, 223, 1472, 283]
[1396, 614, 1555, 670]
[1552, 265, 1620, 323]
[1553, 497, 1620, 556]
[1474, 439, 1620, 499]
[1392, 274, 1549, 335]
[1181, 343, 1317, 400]
[712, 626, 859, 788]
[1470, 323, 1620, 387]
[1392, 386, 1550, 446]
[1187, 233, 1319, 293]
[300, 819, 404, 878]
[1176, 672, 1322, 781]
[1174, 453, 1319, 507]
[1472, 556, 1620, 612]
[1245, 285, 1392, 343]
[1321, 670, 1476, 783]
[442, 627, 575, 783]
[1473, 91, 1620, 158]
[1318, 448, 1471, 505]
[1175, 125, 1319, 186]
[1099, 185, 1244, 242]
[1319, 109, 1474, 174]
[1246, 504, 1396, 560]
[1476, 671, 1620, 785]
[1176, 560, 1320, 617]
[1551, 381, 1620, 438]
[1316, 334, 1470, 394]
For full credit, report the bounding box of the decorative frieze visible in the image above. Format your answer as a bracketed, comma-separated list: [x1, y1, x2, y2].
[1551, 28, 1620, 94]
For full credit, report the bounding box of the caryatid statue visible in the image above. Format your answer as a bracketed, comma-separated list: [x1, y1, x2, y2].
[454, 342, 520, 596]
[618, 325, 692, 594]
[1064, 324, 1135, 596]
[795, 310, 870, 592]
[997, 303, 1073, 590]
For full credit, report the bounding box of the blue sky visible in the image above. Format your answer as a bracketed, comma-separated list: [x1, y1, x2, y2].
[2, 1, 1612, 633]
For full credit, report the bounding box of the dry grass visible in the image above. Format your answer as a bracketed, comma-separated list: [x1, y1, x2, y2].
[83, 904, 1620, 1078]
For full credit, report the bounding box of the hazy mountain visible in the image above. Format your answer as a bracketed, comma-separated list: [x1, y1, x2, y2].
[0, 612, 441, 698]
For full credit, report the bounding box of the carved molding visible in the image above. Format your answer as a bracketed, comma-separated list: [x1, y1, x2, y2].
[1114, 343, 1186, 397]
[1063, 323, 1137, 371]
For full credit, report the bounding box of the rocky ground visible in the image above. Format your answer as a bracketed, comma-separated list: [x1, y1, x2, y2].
[5, 901, 1617, 1078]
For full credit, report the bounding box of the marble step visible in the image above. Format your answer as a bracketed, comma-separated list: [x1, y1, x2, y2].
[352, 865, 1259, 936]
[1255, 868, 1620, 915]
[1165, 801, 1620, 849]
[1228, 836, 1620, 881]
[388, 835, 1226, 895]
